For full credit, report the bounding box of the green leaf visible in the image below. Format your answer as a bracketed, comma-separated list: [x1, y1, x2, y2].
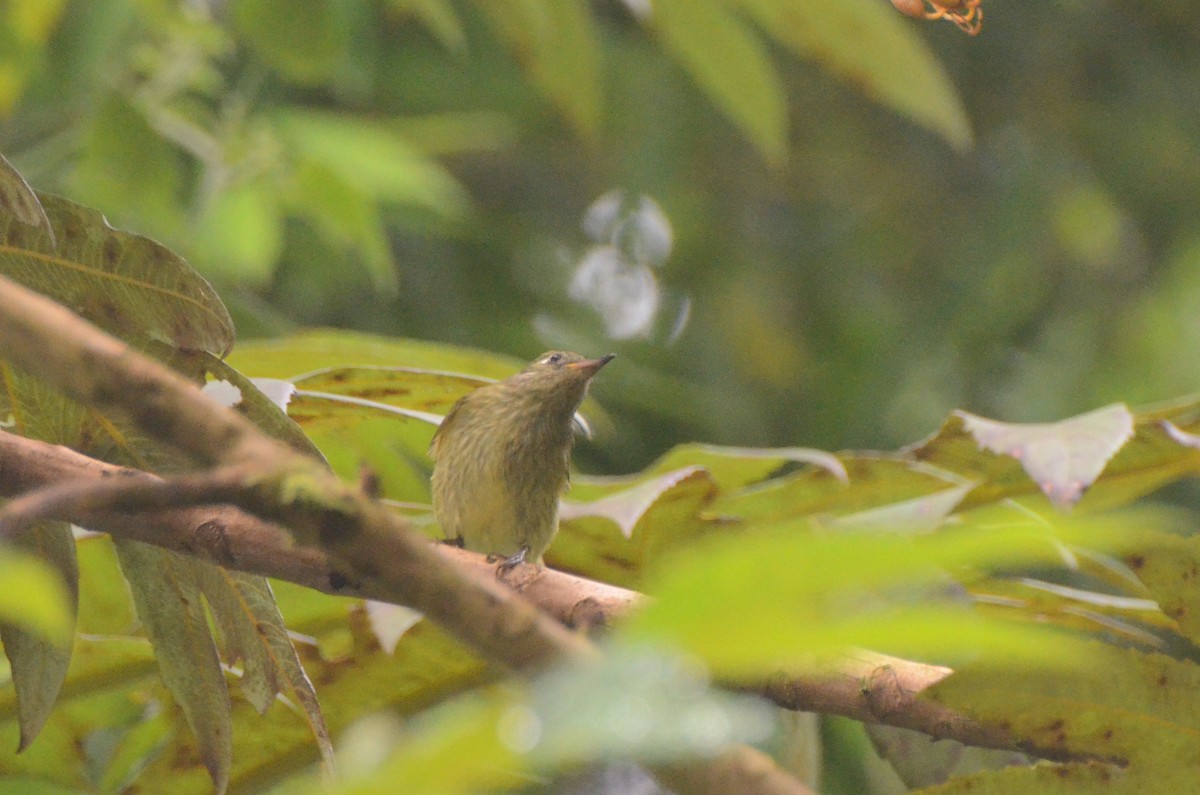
[651, 0, 788, 165]
[230, 0, 349, 85]
[193, 568, 334, 773]
[734, 0, 972, 150]
[928, 641, 1200, 791]
[198, 353, 327, 461]
[227, 330, 526, 379]
[831, 482, 974, 535]
[0, 542, 74, 647]
[189, 180, 283, 287]
[1086, 523, 1200, 645]
[385, 0, 467, 52]
[0, 192, 234, 356]
[291, 365, 494, 421]
[908, 761, 1123, 793]
[69, 96, 188, 236]
[0, 521, 77, 751]
[0, 151, 53, 243]
[322, 696, 522, 795]
[711, 455, 965, 523]
[138, 618, 490, 793]
[913, 404, 1138, 509]
[624, 520, 1086, 676]
[275, 110, 470, 217]
[289, 160, 395, 293]
[556, 466, 719, 587]
[113, 541, 231, 794]
[479, 0, 602, 138]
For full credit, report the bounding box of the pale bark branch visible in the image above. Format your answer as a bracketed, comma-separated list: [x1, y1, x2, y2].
[0, 430, 1084, 766]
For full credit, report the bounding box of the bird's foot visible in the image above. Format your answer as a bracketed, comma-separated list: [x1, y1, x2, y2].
[493, 545, 529, 577]
[442, 536, 465, 548]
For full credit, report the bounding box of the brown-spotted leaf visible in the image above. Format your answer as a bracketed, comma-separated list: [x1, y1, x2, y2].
[291, 365, 492, 421]
[928, 641, 1200, 789]
[226, 330, 524, 379]
[914, 404, 1135, 509]
[226, 331, 612, 432]
[0, 192, 233, 356]
[114, 541, 231, 794]
[1106, 525, 1200, 645]
[0, 521, 78, 752]
[194, 567, 334, 773]
[0, 152, 53, 244]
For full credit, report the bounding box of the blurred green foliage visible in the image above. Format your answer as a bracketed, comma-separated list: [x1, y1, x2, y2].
[7, 0, 1193, 475]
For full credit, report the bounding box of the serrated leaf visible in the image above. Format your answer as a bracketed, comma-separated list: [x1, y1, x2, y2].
[555, 467, 718, 587]
[0, 192, 234, 356]
[114, 541, 231, 794]
[735, 0, 971, 150]
[562, 466, 711, 539]
[913, 404, 1135, 509]
[193, 567, 334, 772]
[138, 619, 489, 793]
[479, 0, 602, 138]
[0, 151, 53, 243]
[0, 521, 78, 752]
[651, 0, 788, 165]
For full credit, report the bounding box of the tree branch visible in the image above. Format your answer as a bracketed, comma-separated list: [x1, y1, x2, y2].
[0, 275, 813, 795]
[0, 430, 1071, 764]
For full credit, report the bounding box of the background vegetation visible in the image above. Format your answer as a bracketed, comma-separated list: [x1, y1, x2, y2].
[3, 1, 1200, 793]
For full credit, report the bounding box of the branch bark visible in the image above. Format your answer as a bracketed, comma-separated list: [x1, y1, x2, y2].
[0, 429, 1055, 764]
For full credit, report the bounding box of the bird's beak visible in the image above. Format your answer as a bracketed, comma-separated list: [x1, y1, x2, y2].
[568, 353, 616, 375]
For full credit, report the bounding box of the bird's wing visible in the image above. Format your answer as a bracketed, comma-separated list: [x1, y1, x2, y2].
[429, 399, 466, 460]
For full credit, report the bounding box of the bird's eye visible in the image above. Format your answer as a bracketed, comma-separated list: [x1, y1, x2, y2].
[546, 353, 563, 365]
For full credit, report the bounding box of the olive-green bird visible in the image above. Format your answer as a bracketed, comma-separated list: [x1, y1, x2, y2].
[430, 351, 615, 570]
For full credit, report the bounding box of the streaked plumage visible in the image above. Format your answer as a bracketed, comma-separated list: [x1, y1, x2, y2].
[430, 351, 614, 568]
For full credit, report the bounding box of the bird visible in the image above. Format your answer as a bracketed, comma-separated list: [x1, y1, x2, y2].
[429, 351, 615, 571]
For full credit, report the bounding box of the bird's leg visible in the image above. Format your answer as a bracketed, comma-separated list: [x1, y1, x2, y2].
[442, 535, 465, 548]
[494, 545, 530, 576]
